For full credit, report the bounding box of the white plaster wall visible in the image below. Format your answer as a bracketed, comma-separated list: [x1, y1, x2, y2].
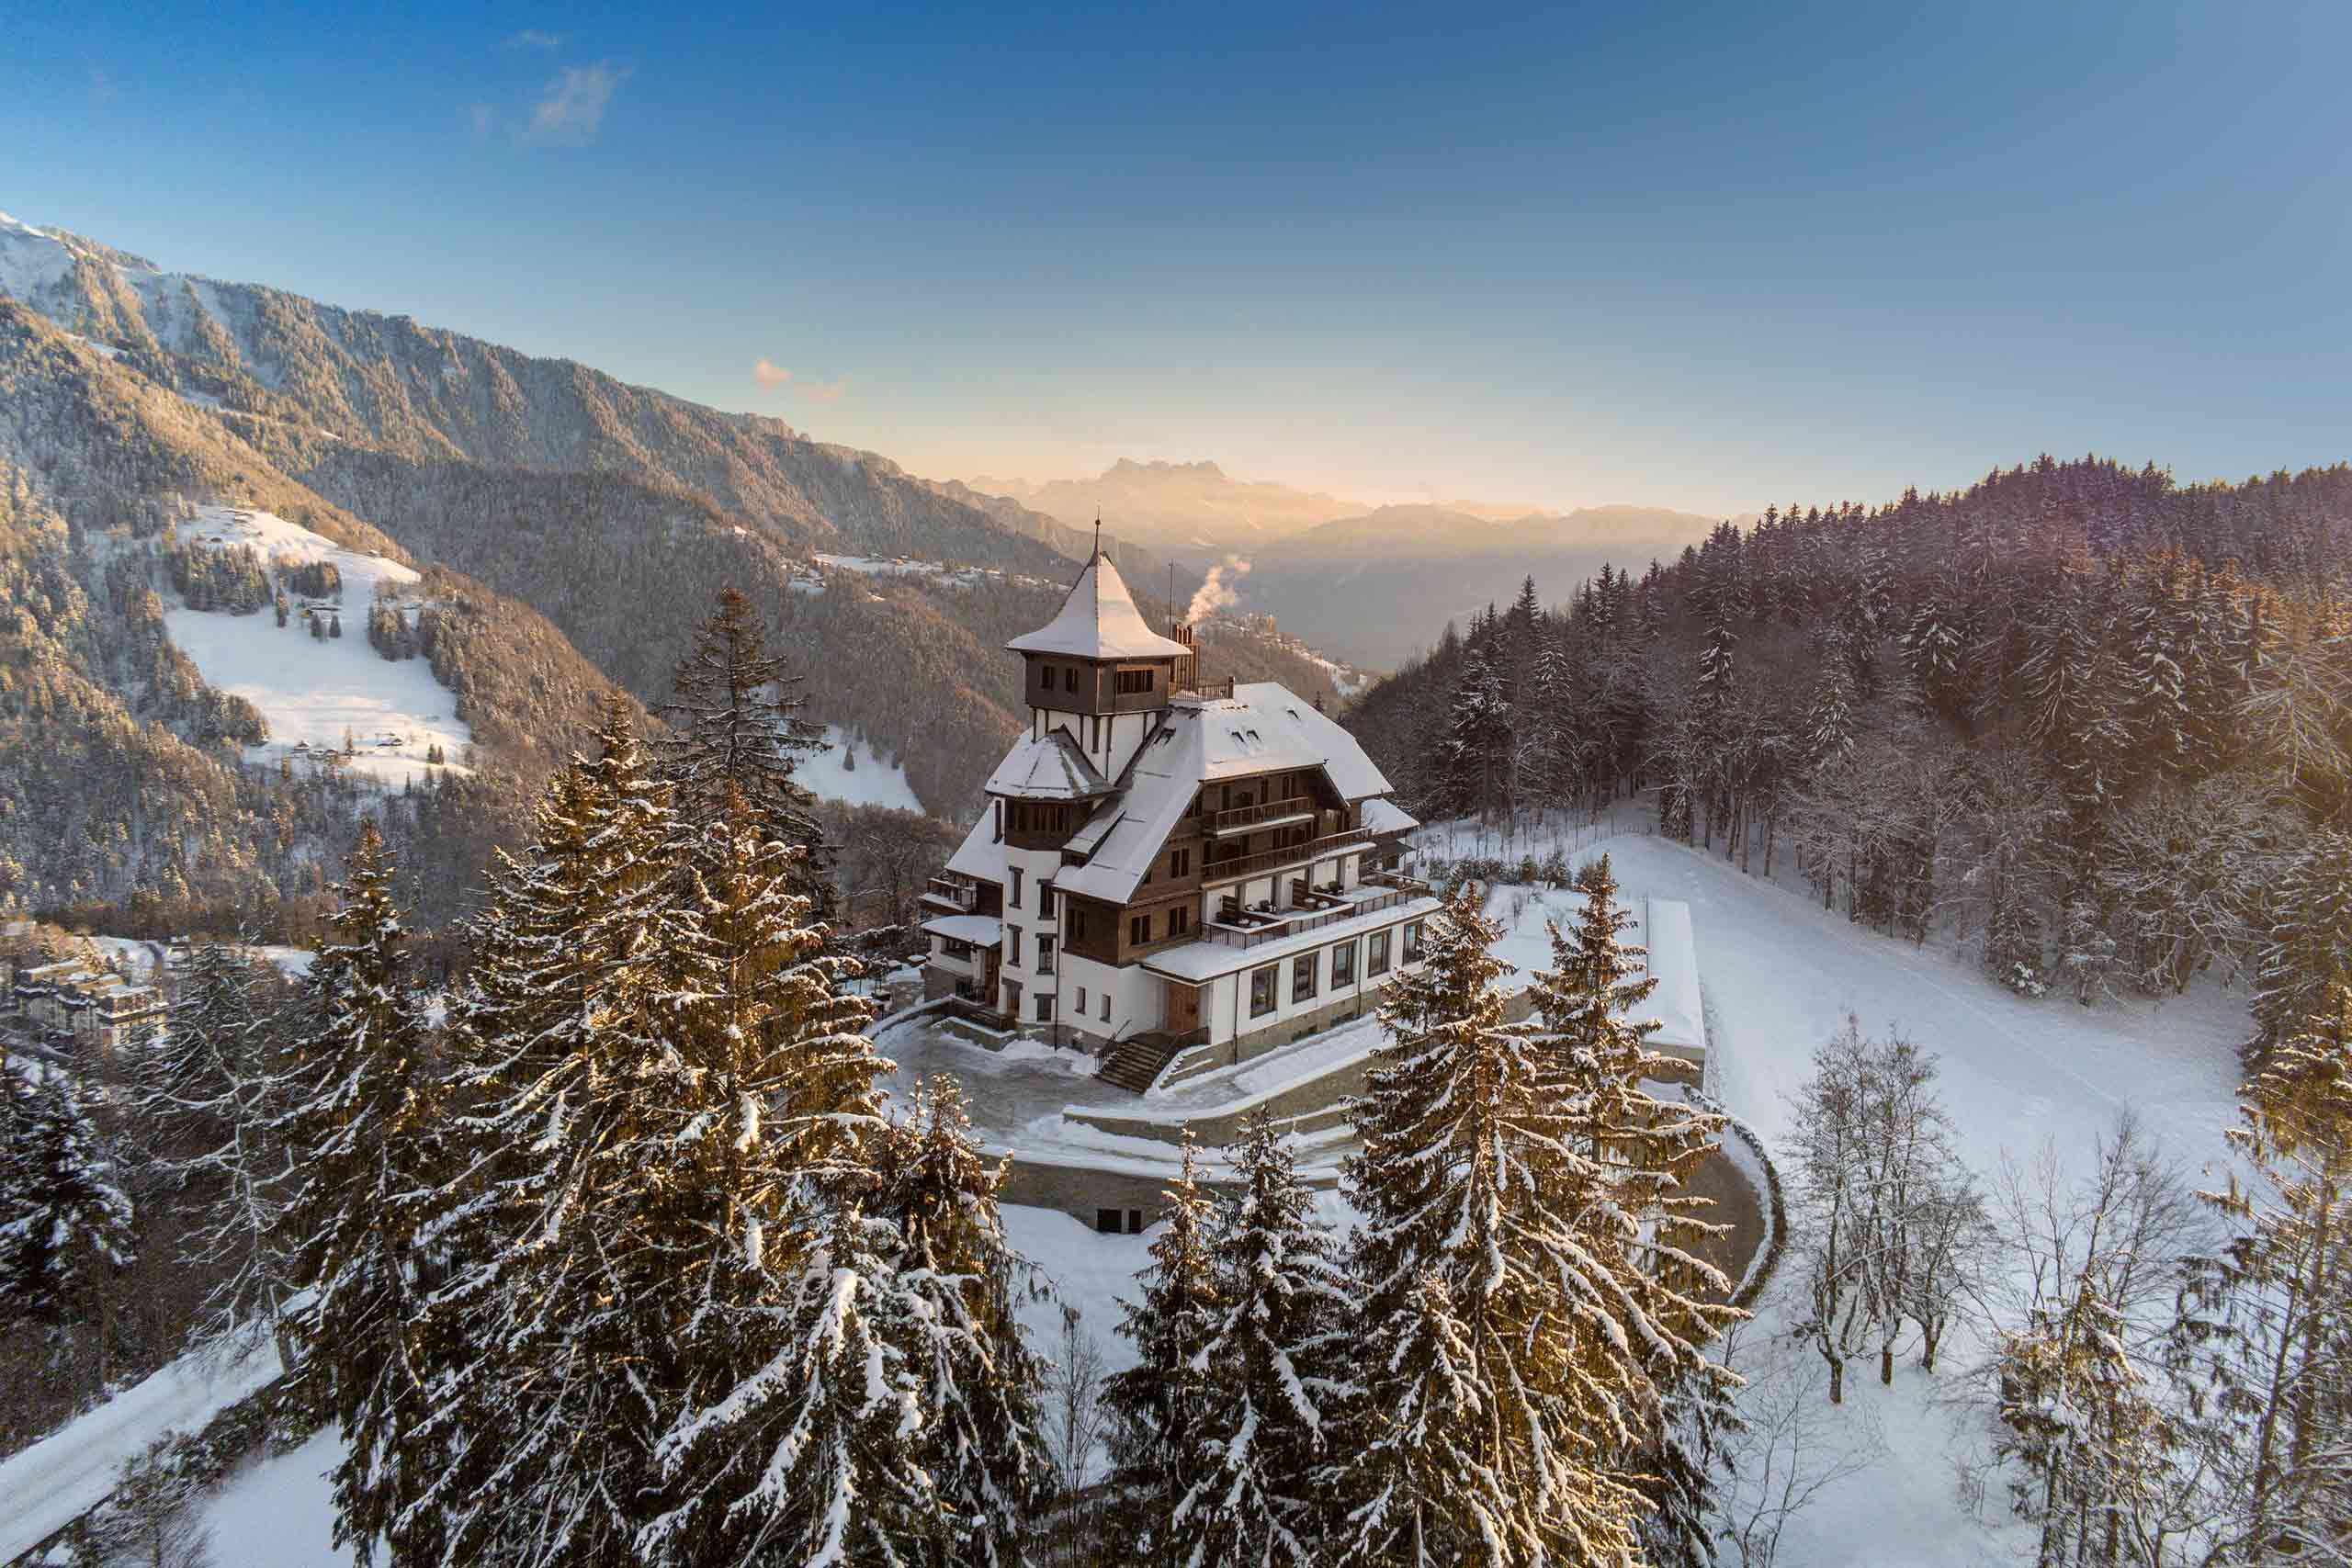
[1202, 912, 1424, 1045]
[1057, 953, 1165, 1045]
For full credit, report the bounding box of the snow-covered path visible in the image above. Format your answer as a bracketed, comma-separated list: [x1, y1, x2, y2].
[0, 1336, 283, 1562]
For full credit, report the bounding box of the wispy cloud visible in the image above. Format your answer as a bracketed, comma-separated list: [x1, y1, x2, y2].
[524, 62, 628, 146]
[801, 378, 849, 403]
[503, 28, 564, 50]
[753, 358, 792, 389]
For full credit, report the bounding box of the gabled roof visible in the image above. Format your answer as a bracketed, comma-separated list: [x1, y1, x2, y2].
[1006, 551, 1191, 661]
[985, 729, 1112, 801]
[1053, 682, 1396, 907]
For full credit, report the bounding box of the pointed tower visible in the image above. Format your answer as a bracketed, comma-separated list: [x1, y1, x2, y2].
[1008, 548, 1189, 783]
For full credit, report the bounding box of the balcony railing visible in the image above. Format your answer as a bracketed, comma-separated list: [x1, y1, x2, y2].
[1200, 886, 1414, 950]
[1204, 795, 1320, 834]
[1200, 830, 1373, 888]
[923, 876, 978, 911]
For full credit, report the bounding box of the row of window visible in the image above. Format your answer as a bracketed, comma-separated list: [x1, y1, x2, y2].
[1247, 921, 1423, 1018]
[1035, 663, 1161, 696]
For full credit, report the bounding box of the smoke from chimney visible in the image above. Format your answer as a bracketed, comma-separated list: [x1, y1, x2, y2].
[1185, 554, 1253, 623]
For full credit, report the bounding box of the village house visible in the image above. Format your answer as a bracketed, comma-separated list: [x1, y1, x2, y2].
[922, 548, 1433, 1088]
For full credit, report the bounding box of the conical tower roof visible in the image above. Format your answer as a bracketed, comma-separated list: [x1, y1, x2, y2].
[1006, 550, 1191, 660]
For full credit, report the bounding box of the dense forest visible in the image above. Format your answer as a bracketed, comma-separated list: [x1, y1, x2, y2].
[1348, 457, 2352, 1058]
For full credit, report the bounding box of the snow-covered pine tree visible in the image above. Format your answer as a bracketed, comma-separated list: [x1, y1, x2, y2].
[1523, 855, 1743, 1564]
[872, 1076, 1053, 1567]
[2248, 827, 2352, 1066]
[1, 1064, 135, 1393]
[418, 700, 692, 1568]
[138, 941, 298, 1351]
[2172, 980, 2352, 1566]
[135, 940, 266, 1163]
[659, 586, 836, 921]
[1996, 1269, 2181, 1568]
[1102, 1134, 1227, 1563]
[638, 784, 940, 1567]
[1336, 883, 1653, 1567]
[1182, 1108, 1357, 1568]
[277, 820, 446, 1565]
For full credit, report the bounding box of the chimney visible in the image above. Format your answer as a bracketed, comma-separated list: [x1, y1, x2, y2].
[1171, 622, 1197, 693]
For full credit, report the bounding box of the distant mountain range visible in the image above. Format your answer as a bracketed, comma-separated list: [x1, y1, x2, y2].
[959, 461, 1726, 666]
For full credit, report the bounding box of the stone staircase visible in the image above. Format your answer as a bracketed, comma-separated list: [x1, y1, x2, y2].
[1094, 1032, 1187, 1095]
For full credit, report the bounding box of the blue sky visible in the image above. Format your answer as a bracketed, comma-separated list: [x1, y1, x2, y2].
[6, 0, 2349, 515]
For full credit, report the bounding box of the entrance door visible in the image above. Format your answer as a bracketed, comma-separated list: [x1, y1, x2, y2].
[1167, 980, 1201, 1033]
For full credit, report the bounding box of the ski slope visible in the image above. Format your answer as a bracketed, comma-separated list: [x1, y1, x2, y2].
[799, 724, 923, 813]
[162, 507, 471, 789]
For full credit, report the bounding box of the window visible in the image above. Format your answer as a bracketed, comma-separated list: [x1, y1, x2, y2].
[1037, 935, 1056, 975]
[1169, 847, 1191, 877]
[1402, 921, 1425, 964]
[1250, 965, 1279, 1018]
[1100, 992, 1111, 1021]
[1292, 951, 1319, 1003]
[1330, 940, 1357, 987]
[1169, 906, 1191, 937]
[1070, 907, 1090, 942]
[1010, 867, 1023, 908]
[1097, 1207, 1123, 1235]
[1038, 886, 1056, 919]
[1368, 930, 1392, 976]
[1130, 913, 1151, 945]
[1063, 666, 1079, 694]
[1114, 668, 1155, 695]
[1128, 1209, 1144, 1234]
[1075, 986, 1087, 1014]
[1007, 928, 1023, 964]
[1035, 992, 1055, 1022]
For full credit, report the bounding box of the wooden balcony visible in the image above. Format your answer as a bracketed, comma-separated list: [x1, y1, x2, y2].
[1202, 886, 1415, 950]
[1204, 794, 1321, 836]
[1200, 830, 1373, 888]
[923, 876, 978, 912]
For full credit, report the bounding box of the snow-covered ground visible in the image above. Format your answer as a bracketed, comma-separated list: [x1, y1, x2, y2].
[162, 507, 471, 789]
[0, 1336, 283, 1562]
[6, 818, 2251, 1564]
[198, 1426, 342, 1568]
[799, 724, 923, 813]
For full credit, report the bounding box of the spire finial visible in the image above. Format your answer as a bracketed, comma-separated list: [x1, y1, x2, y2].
[1093, 510, 1102, 559]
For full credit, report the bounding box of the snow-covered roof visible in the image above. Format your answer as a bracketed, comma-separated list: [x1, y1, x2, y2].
[1641, 897, 1705, 1057]
[985, 729, 1113, 801]
[922, 913, 1003, 947]
[1362, 797, 1420, 838]
[1054, 682, 1396, 906]
[944, 811, 1010, 885]
[1005, 552, 1191, 661]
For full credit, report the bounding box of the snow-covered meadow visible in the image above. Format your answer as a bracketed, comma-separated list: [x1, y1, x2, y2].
[162, 507, 471, 790]
[798, 724, 923, 813]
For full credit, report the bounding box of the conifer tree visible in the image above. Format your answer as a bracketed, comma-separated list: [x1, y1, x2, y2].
[874, 1077, 1054, 1566]
[278, 821, 445, 1565]
[1, 1065, 135, 1393]
[419, 702, 691, 1568]
[1183, 1109, 1357, 1568]
[1102, 1134, 1227, 1563]
[1337, 883, 1657, 1566]
[660, 587, 834, 919]
[637, 784, 932, 1567]
[1524, 856, 1744, 1564]
[2173, 980, 2352, 1565]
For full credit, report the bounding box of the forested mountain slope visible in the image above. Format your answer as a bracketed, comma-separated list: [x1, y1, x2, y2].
[0, 299, 632, 935]
[1349, 456, 2352, 1056]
